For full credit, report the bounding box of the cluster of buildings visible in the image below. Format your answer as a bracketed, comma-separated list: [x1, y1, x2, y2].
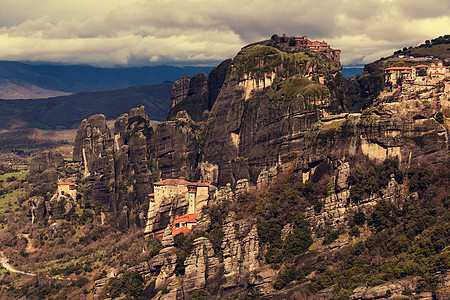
[55, 176, 208, 238]
[384, 61, 450, 85]
[146, 177, 210, 237]
[271, 35, 341, 64]
[296, 36, 340, 60]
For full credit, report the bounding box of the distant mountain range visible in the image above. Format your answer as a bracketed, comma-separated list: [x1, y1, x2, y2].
[0, 61, 215, 130]
[0, 61, 212, 99]
[341, 67, 364, 78]
[0, 82, 173, 130]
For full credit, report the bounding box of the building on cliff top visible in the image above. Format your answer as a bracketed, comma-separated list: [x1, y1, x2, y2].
[385, 61, 449, 85]
[153, 177, 209, 214]
[145, 177, 210, 237]
[269, 34, 341, 64]
[57, 181, 78, 200]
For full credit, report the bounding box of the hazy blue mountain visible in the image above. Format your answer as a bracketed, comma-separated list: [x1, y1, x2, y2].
[342, 67, 364, 78]
[0, 61, 212, 95]
[0, 82, 172, 130]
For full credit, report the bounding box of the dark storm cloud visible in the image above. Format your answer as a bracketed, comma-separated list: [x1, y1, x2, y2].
[0, 0, 448, 66]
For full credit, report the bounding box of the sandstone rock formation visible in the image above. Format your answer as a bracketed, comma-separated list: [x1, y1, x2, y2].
[72, 36, 449, 299]
[48, 193, 74, 220]
[350, 277, 419, 300]
[30, 151, 64, 174]
[72, 107, 156, 225]
[183, 237, 221, 295]
[28, 196, 46, 223]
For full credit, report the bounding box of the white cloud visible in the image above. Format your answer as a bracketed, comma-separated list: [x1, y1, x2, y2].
[0, 0, 448, 67]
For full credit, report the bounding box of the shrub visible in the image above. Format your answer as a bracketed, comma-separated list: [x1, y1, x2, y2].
[349, 226, 360, 237]
[174, 250, 188, 276]
[106, 271, 143, 299]
[192, 289, 210, 300]
[353, 211, 366, 226]
[322, 230, 339, 245]
[368, 201, 397, 232]
[408, 166, 431, 194]
[146, 236, 162, 259]
[273, 263, 297, 290]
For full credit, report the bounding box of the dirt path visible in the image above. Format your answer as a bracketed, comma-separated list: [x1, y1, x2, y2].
[20, 233, 38, 253]
[0, 251, 36, 276]
[0, 250, 72, 281]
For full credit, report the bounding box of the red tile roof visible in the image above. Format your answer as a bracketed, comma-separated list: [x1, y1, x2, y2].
[384, 66, 412, 71]
[154, 178, 190, 186]
[172, 226, 191, 236]
[171, 213, 200, 236]
[154, 178, 210, 187]
[173, 213, 199, 225]
[413, 64, 430, 68]
[58, 182, 77, 187]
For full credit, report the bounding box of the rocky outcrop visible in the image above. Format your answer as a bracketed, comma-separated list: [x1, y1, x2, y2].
[151, 111, 200, 180]
[161, 225, 174, 248]
[183, 237, 221, 296]
[73, 114, 115, 203]
[169, 77, 190, 109]
[305, 173, 406, 230]
[72, 107, 156, 226]
[28, 196, 46, 223]
[167, 73, 208, 122]
[30, 151, 64, 174]
[350, 277, 419, 300]
[221, 213, 260, 289]
[335, 161, 350, 192]
[167, 59, 231, 124]
[48, 193, 74, 220]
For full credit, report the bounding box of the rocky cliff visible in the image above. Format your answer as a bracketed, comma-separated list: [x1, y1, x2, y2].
[159, 39, 447, 189]
[32, 36, 449, 299]
[71, 107, 156, 227]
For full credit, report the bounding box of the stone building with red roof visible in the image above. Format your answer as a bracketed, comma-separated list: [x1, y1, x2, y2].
[171, 213, 199, 236]
[145, 177, 210, 237]
[57, 181, 78, 200]
[385, 61, 449, 85]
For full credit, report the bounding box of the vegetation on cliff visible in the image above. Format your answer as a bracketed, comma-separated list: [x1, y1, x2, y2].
[0, 34, 448, 299]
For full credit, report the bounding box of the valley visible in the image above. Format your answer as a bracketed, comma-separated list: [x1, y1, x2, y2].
[0, 34, 448, 299]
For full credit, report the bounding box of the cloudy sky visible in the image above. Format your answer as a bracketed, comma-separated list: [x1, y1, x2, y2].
[0, 0, 448, 67]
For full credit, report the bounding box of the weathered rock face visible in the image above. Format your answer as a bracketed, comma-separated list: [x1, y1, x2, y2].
[151, 111, 200, 180]
[73, 114, 116, 208]
[28, 196, 46, 223]
[169, 77, 190, 109]
[183, 237, 221, 295]
[220, 213, 260, 289]
[72, 107, 156, 224]
[48, 193, 74, 220]
[160, 43, 346, 186]
[167, 73, 208, 122]
[350, 277, 419, 300]
[199, 45, 344, 186]
[30, 151, 64, 174]
[335, 161, 350, 192]
[129, 211, 268, 298]
[158, 40, 448, 190]
[167, 59, 231, 124]
[305, 175, 406, 230]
